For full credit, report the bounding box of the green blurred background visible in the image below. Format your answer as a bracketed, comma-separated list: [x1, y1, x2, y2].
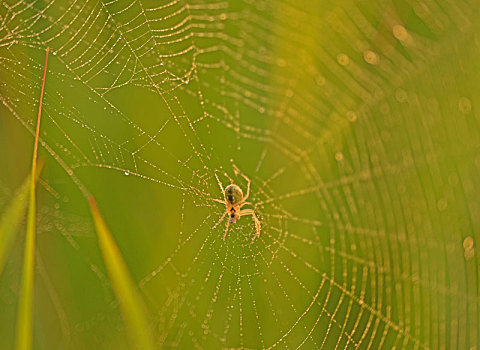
[0, 0, 479, 348]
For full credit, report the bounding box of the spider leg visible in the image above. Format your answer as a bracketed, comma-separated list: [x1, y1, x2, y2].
[213, 211, 228, 229]
[210, 198, 226, 204]
[232, 165, 251, 204]
[223, 220, 231, 241]
[238, 173, 251, 205]
[215, 172, 226, 201]
[238, 208, 261, 245]
[238, 201, 252, 209]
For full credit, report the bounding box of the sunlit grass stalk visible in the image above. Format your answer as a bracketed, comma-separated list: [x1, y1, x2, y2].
[88, 197, 155, 350]
[15, 47, 49, 350]
[0, 160, 44, 279]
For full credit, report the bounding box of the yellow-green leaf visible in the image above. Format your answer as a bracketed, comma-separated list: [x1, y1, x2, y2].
[0, 161, 44, 279]
[88, 196, 155, 350]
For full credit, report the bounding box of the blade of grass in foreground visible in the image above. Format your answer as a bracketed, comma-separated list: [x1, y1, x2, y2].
[15, 47, 49, 350]
[89, 197, 155, 350]
[0, 160, 44, 278]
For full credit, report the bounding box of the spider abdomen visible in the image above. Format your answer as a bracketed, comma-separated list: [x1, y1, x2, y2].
[224, 184, 243, 205]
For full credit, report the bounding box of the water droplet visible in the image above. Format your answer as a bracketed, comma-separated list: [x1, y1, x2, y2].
[346, 111, 357, 122]
[393, 25, 409, 41]
[458, 97, 472, 114]
[316, 75, 325, 86]
[463, 236, 474, 250]
[363, 50, 378, 65]
[437, 198, 447, 211]
[335, 152, 344, 161]
[124, 170, 130, 176]
[463, 236, 475, 260]
[337, 53, 349, 66]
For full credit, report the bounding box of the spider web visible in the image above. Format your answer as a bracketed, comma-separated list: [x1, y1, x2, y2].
[0, 0, 479, 349]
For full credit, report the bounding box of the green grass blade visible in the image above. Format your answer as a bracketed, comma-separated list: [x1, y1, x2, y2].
[0, 177, 30, 279]
[15, 47, 49, 350]
[88, 196, 155, 350]
[0, 161, 44, 278]
[15, 173, 38, 350]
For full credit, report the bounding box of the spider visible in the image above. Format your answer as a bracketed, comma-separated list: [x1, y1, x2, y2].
[212, 170, 261, 245]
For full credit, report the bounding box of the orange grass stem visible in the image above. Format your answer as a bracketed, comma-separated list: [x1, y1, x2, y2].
[32, 47, 49, 175]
